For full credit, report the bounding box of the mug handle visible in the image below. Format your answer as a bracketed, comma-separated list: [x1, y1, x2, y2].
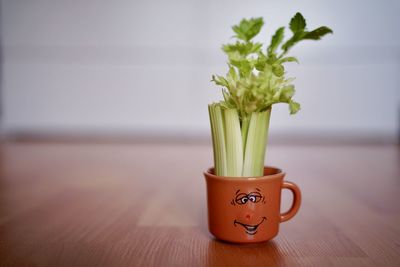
[280, 181, 302, 222]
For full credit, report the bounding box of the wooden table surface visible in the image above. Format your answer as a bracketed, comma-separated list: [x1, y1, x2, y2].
[0, 142, 399, 266]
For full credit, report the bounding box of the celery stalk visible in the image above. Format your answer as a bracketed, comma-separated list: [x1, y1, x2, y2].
[208, 105, 270, 177]
[241, 115, 250, 154]
[208, 104, 227, 176]
[223, 109, 243, 177]
[208, 14, 332, 178]
[242, 109, 271, 177]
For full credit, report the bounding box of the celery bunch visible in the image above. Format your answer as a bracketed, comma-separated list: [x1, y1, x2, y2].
[209, 13, 332, 177]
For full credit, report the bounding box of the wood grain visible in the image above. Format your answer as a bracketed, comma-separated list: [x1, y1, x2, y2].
[0, 142, 399, 266]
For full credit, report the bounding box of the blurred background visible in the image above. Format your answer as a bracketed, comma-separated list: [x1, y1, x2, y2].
[0, 0, 399, 144]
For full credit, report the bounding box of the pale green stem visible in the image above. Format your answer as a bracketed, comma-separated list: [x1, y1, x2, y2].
[242, 109, 271, 177]
[208, 104, 227, 176]
[241, 115, 250, 154]
[223, 109, 243, 177]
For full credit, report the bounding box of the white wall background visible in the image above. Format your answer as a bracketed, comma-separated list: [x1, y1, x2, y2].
[1, 0, 399, 140]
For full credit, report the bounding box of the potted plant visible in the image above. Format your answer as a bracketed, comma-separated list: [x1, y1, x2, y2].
[205, 12, 332, 243]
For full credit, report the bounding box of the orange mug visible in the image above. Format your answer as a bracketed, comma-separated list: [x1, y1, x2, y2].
[204, 166, 301, 243]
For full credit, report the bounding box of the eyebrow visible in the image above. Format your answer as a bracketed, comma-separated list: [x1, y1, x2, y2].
[255, 188, 261, 192]
[235, 189, 240, 195]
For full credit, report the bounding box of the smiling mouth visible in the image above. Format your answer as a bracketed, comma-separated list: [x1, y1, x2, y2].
[233, 217, 267, 235]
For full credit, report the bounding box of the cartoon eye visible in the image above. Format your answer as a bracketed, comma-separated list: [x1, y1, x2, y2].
[248, 192, 262, 203]
[235, 193, 249, 205]
[240, 197, 248, 204]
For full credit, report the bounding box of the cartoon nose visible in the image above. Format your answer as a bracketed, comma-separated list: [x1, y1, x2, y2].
[245, 212, 254, 221]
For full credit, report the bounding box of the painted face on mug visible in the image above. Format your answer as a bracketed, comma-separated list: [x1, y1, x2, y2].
[231, 188, 267, 235]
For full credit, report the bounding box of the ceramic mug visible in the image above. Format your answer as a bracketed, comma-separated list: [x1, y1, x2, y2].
[204, 166, 301, 243]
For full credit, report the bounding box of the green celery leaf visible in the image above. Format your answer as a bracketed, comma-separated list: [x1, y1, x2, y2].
[278, 57, 299, 64]
[303, 26, 333, 40]
[289, 12, 307, 33]
[232, 17, 264, 42]
[228, 66, 238, 81]
[280, 85, 295, 101]
[268, 27, 285, 56]
[212, 75, 229, 87]
[230, 59, 252, 77]
[255, 52, 268, 71]
[272, 64, 284, 77]
[289, 101, 301, 114]
[223, 42, 262, 56]
[281, 31, 306, 53]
